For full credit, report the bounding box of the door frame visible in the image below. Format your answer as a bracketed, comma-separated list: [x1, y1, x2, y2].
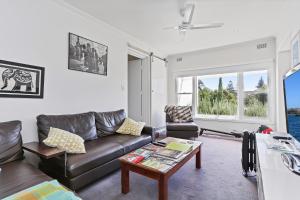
[127, 46, 152, 125]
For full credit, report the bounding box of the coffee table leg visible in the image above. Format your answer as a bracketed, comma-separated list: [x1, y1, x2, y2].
[196, 146, 201, 169]
[158, 176, 168, 200]
[121, 163, 130, 194]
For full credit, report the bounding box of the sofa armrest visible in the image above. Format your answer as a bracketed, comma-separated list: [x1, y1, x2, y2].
[141, 126, 155, 142]
[23, 142, 65, 159]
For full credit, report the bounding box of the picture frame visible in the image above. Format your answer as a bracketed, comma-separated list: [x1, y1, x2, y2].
[291, 31, 300, 67]
[0, 60, 45, 98]
[68, 33, 108, 76]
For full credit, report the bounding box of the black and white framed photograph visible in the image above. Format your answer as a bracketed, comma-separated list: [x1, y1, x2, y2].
[0, 60, 45, 98]
[291, 31, 300, 67]
[68, 33, 108, 75]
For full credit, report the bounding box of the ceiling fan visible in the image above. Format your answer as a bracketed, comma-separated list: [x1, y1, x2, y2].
[164, 3, 224, 35]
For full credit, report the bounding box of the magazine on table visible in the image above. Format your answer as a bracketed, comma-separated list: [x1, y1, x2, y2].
[134, 148, 153, 157]
[166, 142, 193, 153]
[160, 137, 200, 151]
[121, 149, 152, 164]
[153, 153, 186, 163]
[142, 143, 162, 152]
[155, 148, 184, 159]
[148, 155, 177, 166]
[141, 156, 173, 172]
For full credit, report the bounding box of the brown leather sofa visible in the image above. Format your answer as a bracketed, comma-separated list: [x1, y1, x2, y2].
[37, 109, 154, 190]
[0, 121, 51, 199]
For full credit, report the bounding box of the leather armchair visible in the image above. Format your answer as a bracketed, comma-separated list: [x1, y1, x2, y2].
[166, 112, 199, 140]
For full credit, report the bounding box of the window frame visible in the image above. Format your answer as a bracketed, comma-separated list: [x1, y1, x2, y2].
[173, 60, 275, 124]
[175, 76, 194, 107]
[241, 69, 270, 121]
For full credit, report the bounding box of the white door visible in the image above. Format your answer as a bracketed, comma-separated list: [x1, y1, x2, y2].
[128, 59, 142, 121]
[128, 57, 151, 125]
[151, 57, 167, 128]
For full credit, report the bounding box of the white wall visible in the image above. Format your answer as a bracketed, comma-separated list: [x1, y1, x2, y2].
[276, 28, 300, 132]
[0, 0, 162, 142]
[276, 51, 291, 132]
[167, 37, 276, 133]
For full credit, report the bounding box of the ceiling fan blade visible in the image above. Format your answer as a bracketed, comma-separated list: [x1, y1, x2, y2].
[182, 4, 195, 24]
[191, 23, 224, 29]
[163, 26, 179, 30]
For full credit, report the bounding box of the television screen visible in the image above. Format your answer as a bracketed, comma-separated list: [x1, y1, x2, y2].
[284, 68, 300, 141]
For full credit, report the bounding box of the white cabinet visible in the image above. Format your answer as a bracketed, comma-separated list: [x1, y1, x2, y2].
[256, 134, 300, 200]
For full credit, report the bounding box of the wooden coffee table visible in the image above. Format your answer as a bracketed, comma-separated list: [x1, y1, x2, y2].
[119, 137, 202, 200]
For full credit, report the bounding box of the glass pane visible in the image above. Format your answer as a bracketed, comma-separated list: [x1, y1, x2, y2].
[197, 73, 238, 116]
[243, 70, 268, 117]
[177, 94, 192, 106]
[176, 77, 193, 93]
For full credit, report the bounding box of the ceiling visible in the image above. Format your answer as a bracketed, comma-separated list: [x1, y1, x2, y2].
[63, 0, 300, 55]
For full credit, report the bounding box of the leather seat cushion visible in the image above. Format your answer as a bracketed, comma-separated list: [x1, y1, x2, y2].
[109, 134, 152, 153]
[0, 161, 51, 199]
[37, 112, 97, 141]
[94, 109, 126, 136]
[166, 130, 199, 139]
[42, 134, 151, 178]
[0, 120, 23, 165]
[166, 122, 199, 131]
[43, 137, 124, 178]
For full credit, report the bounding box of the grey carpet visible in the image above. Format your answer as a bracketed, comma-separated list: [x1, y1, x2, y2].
[77, 136, 258, 200]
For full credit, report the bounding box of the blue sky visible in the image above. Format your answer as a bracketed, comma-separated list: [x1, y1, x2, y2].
[285, 70, 300, 109]
[198, 71, 268, 91]
[198, 73, 237, 90]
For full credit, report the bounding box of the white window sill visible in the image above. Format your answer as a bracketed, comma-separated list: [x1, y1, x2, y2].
[194, 116, 274, 125]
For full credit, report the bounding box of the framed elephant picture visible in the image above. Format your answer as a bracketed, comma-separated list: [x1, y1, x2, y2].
[0, 60, 45, 98]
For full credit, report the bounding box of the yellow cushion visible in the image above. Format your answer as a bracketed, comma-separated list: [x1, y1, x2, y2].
[43, 127, 86, 154]
[116, 118, 145, 136]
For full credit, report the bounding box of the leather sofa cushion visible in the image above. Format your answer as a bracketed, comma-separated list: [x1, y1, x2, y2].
[0, 120, 23, 165]
[42, 134, 151, 178]
[0, 160, 51, 199]
[94, 109, 126, 136]
[109, 134, 152, 153]
[166, 122, 199, 131]
[37, 112, 97, 142]
[43, 137, 124, 178]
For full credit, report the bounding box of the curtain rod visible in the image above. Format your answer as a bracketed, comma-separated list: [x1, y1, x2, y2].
[127, 43, 167, 62]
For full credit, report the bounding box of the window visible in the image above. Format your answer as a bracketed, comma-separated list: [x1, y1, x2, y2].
[176, 77, 193, 106]
[176, 68, 271, 121]
[243, 70, 268, 118]
[197, 73, 238, 119]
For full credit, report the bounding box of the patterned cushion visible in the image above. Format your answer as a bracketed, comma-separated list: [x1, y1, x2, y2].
[116, 118, 145, 136]
[165, 105, 193, 123]
[43, 127, 86, 154]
